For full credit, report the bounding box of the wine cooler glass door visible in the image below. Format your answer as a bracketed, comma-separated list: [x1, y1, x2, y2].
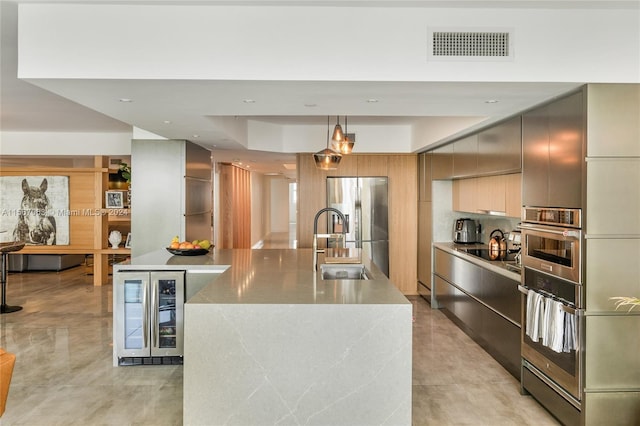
[151, 271, 184, 356]
[116, 272, 150, 358]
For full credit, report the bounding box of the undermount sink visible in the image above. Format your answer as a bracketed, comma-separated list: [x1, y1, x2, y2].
[320, 264, 370, 280]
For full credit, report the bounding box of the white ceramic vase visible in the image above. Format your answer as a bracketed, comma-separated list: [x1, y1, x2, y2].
[109, 230, 122, 249]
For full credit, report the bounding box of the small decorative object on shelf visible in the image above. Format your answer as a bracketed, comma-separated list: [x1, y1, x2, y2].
[125, 233, 132, 249]
[105, 190, 125, 209]
[109, 230, 122, 249]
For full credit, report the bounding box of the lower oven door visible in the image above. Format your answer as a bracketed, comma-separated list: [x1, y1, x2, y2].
[519, 284, 583, 402]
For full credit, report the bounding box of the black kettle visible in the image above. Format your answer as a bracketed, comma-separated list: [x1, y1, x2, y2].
[488, 229, 507, 260]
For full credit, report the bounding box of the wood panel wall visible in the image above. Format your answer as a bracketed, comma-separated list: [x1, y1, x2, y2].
[0, 156, 114, 286]
[218, 163, 252, 248]
[297, 153, 418, 295]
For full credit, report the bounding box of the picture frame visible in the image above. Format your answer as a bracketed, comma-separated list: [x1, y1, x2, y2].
[105, 190, 125, 209]
[125, 233, 132, 249]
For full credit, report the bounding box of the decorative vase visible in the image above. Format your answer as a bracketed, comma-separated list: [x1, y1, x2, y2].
[109, 230, 122, 249]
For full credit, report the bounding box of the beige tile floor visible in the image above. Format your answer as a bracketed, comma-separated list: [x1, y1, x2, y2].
[0, 253, 558, 426]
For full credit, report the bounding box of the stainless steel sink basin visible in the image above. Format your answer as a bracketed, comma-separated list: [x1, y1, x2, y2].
[320, 264, 370, 280]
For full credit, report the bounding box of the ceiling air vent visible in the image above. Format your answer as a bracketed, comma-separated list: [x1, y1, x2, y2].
[428, 29, 514, 61]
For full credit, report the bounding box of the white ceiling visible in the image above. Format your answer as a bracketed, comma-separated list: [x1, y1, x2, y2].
[2, 1, 636, 178]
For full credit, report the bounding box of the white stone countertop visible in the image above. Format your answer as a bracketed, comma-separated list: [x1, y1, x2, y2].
[114, 248, 409, 305]
[433, 242, 522, 282]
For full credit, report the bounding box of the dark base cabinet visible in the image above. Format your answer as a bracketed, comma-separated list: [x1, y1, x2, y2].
[436, 276, 521, 379]
[433, 248, 522, 380]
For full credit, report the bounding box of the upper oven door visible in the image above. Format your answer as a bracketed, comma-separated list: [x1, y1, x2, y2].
[520, 223, 582, 284]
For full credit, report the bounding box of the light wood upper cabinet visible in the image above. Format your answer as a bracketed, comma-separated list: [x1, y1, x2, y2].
[453, 173, 522, 219]
[505, 173, 522, 218]
[476, 175, 506, 213]
[452, 178, 477, 213]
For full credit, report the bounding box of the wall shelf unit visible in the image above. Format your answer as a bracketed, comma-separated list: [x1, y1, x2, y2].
[0, 155, 129, 286]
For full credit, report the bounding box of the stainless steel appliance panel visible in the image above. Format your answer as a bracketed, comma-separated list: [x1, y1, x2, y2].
[522, 363, 581, 426]
[522, 106, 551, 207]
[327, 177, 389, 276]
[583, 391, 640, 426]
[480, 268, 520, 325]
[586, 159, 640, 235]
[585, 238, 640, 312]
[520, 222, 582, 284]
[452, 134, 478, 178]
[547, 92, 584, 209]
[520, 272, 583, 401]
[477, 115, 522, 175]
[115, 271, 185, 361]
[417, 201, 432, 286]
[585, 315, 640, 390]
[522, 90, 584, 209]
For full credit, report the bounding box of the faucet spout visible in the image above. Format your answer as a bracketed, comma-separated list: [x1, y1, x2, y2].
[313, 207, 346, 235]
[313, 207, 347, 271]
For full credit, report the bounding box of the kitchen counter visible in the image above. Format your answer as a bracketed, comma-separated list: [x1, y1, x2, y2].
[433, 242, 521, 281]
[115, 248, 409, 305]
[119, 248, 412, 425]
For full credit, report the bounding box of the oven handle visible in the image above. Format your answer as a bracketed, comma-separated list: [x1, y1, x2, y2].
[518, 285, 577, 315]
[520, 222, 581, 239]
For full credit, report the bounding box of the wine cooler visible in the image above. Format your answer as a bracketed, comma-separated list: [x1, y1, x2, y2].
[114, 271, 185, 365]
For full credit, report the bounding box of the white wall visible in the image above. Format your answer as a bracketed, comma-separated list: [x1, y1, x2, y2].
[270, 177, 290, 233]
[0, 131, 132, 155]
[18, 4, 640, 82]
[250, 171, 267, 247]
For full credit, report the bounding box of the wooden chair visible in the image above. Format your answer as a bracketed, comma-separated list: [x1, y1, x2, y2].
[0, 348, 16, 417]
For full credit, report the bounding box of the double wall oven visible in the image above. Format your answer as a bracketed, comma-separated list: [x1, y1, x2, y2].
[519, 207, 583, 425]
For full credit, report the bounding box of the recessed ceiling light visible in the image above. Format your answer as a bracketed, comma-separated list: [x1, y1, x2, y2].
[163, 120, 171, 124]
[366, 98, 379, 103]
[485, 99, 499, 104]
[304, 103, 317, 108]
[243, 99, 256, 104]
[119, 98, 133, 103]
[192, 134, 200, 138]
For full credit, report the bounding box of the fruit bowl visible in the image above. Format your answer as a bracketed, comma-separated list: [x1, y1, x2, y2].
[166, 247, 211, 256]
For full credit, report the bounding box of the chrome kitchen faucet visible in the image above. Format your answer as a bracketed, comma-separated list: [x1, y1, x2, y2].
[312, 207, 347, 271]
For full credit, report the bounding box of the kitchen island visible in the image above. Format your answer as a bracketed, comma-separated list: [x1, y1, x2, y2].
[115, 248, 412, 425]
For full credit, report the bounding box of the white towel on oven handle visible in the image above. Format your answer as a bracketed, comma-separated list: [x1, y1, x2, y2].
[548, 300, 565, 353]
[563, 311, 577, 353]
[526, 289, 544, 342]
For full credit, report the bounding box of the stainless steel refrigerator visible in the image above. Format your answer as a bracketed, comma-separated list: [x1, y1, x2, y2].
[327, 177, 389, 277]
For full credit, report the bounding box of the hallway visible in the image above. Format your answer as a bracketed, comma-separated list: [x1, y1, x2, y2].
[0, 257, 557, 425]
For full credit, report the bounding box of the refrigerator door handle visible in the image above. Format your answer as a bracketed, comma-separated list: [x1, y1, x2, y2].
[151, 280, 158, 348]
[142, 281, 148, 349]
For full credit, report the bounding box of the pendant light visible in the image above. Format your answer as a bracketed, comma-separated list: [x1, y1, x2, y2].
[331, 115, 345, 145]
[313, 116, 342, 170]
[338, 116, 355, 154]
